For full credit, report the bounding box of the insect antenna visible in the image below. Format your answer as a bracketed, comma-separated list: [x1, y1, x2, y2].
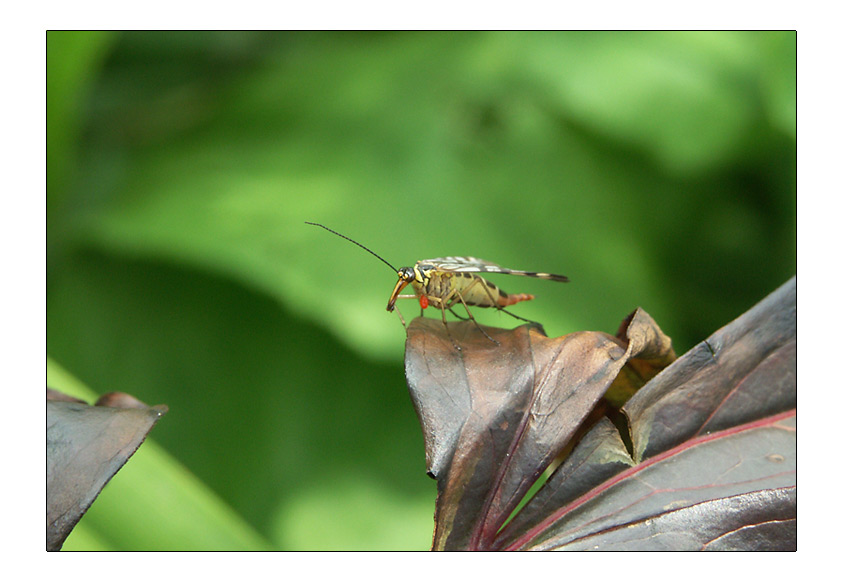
[305, 222, 398, 272]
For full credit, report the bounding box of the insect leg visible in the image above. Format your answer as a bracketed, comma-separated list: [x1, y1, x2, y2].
[497, 307, 538, 324]
[448, 307, 469, 320]
[447, 281, 500, 345]
[390, 294, 419, 327]
[438, 300, 463, 351]
[393, 303, 407, 328]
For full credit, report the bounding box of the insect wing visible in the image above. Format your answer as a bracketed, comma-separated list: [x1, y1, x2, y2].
[423, 256, 506, 272]
[422, 257, 569, 282]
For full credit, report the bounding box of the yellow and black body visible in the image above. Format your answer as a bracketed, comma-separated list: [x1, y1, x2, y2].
[306, 223, 568, 349]
[384, 257, 568, 347]
[387, 256, 568, 314]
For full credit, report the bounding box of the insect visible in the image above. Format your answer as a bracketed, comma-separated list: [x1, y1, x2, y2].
[306, 222, 569, 349]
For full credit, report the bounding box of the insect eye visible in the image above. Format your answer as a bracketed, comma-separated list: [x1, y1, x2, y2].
[399, 267, 415, 282]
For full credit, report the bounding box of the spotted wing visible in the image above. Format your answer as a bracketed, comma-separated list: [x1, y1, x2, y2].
[422, 256, 569, 282]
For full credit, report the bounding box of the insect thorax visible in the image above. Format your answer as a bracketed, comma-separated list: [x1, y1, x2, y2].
[412, 263, 450, 299]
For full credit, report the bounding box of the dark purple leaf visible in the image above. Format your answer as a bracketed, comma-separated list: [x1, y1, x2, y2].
[625, 277, 796, 460]
[405, 307, 675, 550]
[47, 389, 168, 551]
[498, 411, 795, 550]
[404, 276, 796, 551]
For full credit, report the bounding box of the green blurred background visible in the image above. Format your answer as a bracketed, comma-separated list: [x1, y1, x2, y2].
[46, 31, 796, 550]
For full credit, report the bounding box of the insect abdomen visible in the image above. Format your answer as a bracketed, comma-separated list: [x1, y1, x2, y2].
[497, 291, 534, 307]
[453, 274, 534, 308]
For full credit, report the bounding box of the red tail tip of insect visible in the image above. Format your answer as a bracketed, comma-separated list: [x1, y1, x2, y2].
[499, 293, 535, 307]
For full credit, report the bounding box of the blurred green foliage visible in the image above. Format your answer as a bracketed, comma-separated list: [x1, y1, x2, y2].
[46, 31, 795, 550]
